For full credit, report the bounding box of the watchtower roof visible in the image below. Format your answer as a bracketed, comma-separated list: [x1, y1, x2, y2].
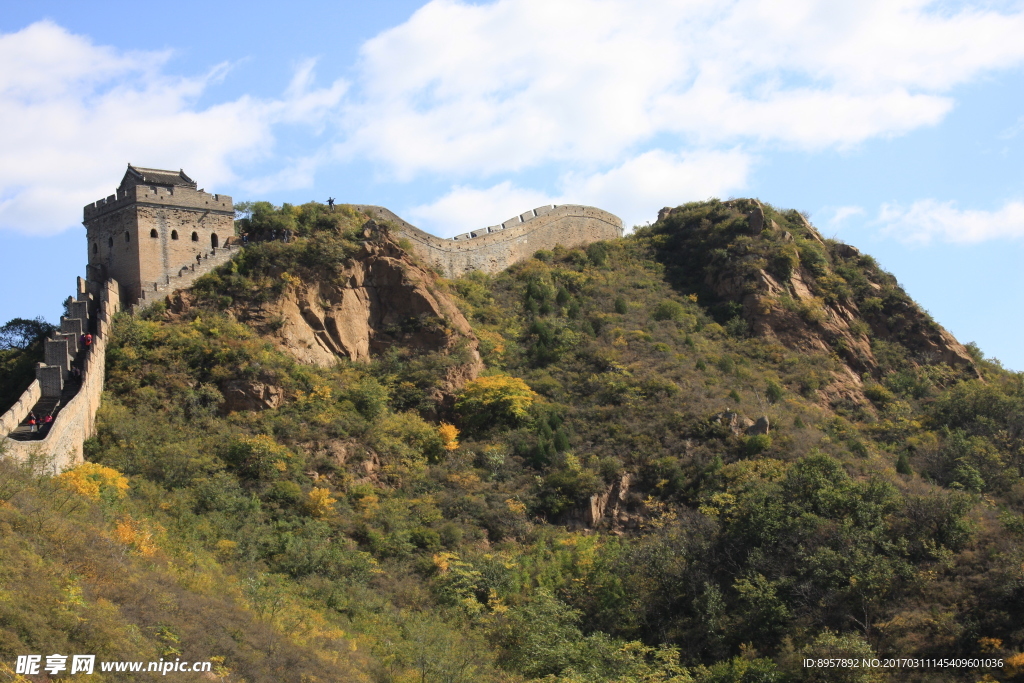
[118, 164, 197, 190]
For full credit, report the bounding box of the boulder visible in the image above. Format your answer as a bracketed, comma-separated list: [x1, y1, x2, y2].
[715, 410, 755, 436]
[220, 380, 282, 412]
[748, 205, 764, 233]
[746, 417, 770, 435]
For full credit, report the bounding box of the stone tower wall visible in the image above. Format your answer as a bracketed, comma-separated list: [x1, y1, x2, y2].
[354, 204, 623, 277]
[84, 185, 233, 305]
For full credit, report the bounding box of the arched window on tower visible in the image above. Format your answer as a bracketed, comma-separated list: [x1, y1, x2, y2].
[92, 242, 98, 254]
[108, 237, 113, 248]
[150, 229, 158, 238]
[124, 231, 130, 242]
[191, 231, 199, 242]
[211, 233, 219, 248]
[171, 230, 178, 240]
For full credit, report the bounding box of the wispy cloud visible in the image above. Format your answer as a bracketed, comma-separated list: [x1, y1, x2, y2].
[0, 21, 345, 235]
[6, 1, 1024, 237]
[878, 199, 1024, 243]
[341, 0, 1024, 177]
[407, 148, 751, 237]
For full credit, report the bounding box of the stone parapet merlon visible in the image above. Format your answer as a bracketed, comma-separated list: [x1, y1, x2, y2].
[354, 204, 624, 277]
[84, 184, 233, 220]
[1, 279, 121, 473]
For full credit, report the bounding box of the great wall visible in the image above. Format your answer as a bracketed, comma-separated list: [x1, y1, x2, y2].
[355, 203, 623, 277]
[0, 278, 119, 472]
[0, 165, 623, 472]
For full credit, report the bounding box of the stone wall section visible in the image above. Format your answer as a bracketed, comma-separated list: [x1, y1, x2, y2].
[1, 279, 121, 473]
[134, 243, 241, 311]
[354, 204, 623, 277]
[0, 380, 40, 436]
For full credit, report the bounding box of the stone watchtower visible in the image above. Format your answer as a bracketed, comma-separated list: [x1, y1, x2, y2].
[83, 165, 234, 305]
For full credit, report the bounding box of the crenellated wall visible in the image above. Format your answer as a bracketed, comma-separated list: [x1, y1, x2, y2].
[0, 380, 40, 437]
[133, 242, 241, 311]
[84, 182, 234, 306]
[353, 204, 623, 277]
[1, 279, 120, 473]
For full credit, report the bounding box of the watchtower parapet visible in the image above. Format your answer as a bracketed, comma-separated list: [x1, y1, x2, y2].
[83, 165, 234, 305]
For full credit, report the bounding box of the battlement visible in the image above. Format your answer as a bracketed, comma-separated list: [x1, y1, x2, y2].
[84, 184, 233, 220]
[84, 165, 235, 307]
[355, 204, 623, 277]
[451, 204, 558, 241]
[1, 278, 121, 473]
[133, 242, 241, 311]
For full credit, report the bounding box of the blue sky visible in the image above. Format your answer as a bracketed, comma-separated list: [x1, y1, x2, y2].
[1, 0, 1023, 370]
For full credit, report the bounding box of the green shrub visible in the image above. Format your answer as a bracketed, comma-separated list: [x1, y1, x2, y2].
[652, 300, 687, 322]
[744, 434, 772, 455]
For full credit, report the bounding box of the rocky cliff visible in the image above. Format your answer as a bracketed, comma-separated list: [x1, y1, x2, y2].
[655, 199, 978, 409]
[171, 232, 483, 405]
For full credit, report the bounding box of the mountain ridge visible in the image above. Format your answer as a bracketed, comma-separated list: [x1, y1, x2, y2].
[2, 198, 1022, 683]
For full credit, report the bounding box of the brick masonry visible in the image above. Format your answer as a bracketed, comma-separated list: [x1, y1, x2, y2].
[353, 204, 624, 277]
[84, 173, 234, 307]
[1, 279, 121, 473]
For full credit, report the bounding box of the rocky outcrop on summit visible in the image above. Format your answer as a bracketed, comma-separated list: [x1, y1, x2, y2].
[247, 235, 482, 397]
[168, 232, 483, 404]
[655, 199, 978, 409]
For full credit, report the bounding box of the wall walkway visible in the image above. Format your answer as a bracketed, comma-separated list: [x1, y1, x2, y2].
[1, 279, 120, 473]
[353, 204, 623, 277]
[134, 242, 241, 310]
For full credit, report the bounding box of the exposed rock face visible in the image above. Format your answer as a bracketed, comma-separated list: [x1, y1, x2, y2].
[748, 204, 764, 234]
[220, 379, 283, 413]
[748, 416, 770, 435]
[703, 241, 977, 412]
[565, 473, 644, 532]
[715, 410, 755, 435]
[713, 411, 770, 436]
[709, 264, 876, 377]
[665, 199, 980, 410]
[248, 235, 483, 398]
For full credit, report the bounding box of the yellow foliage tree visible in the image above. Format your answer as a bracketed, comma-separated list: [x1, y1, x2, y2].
[113, 515, 158, 557]
[455, 374, 537, 429]
[438, 422, 460, 451]
[58, 462, 130, 502]
[306, 487, 337, 518]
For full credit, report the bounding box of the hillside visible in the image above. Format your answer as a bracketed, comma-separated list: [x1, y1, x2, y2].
[2, 199, 1023, 682]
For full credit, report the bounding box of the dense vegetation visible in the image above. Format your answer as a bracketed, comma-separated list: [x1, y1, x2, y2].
[2, 200, 1023, 682]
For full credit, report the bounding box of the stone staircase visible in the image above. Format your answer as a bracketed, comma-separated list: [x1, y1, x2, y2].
[6, 356, 85, 441]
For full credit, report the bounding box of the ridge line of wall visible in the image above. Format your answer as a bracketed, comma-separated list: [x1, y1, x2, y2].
[353, 204, 623, 277]
[1, 279, 121, 473]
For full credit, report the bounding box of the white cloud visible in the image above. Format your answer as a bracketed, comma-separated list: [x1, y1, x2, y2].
[407, 181, 554, 237]
[0, 21, 345, 235]
[408, 148, 751, 236]
[562, 149, 752, 229]
[878, 199, 1024, 243]
[830, 206, 866, 224]
[342, 0, 1024, 176]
